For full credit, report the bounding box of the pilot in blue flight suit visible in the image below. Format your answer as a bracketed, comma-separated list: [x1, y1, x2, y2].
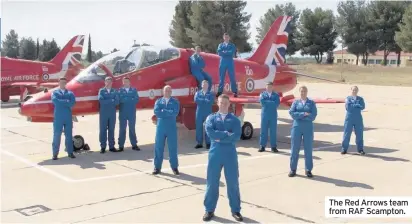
[259, 81, 280, 153]
[118, 76, 140, 151]
[98, 77, 120, 153]
[216, 33, 238, 98]
[190, 46, 212, 91]
[51, 77, 76, 160]
[341, 86, 366, 155]
[153, 85, 180, 175]
[203, 94, 243, 222]
[194, 80, 215, 149]
[288, 86, 317, 178]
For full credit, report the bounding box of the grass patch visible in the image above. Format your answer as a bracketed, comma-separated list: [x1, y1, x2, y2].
[290, 64, 412, 86]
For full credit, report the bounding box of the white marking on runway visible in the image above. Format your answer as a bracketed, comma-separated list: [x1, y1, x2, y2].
[1, 144, 340, 183]
[1, 150, 74, 182]
[0, 130, 98, 146]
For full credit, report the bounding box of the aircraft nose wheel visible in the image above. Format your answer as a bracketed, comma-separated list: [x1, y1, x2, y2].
[73, 135, 85, 152]
[241, 121, 253, 140]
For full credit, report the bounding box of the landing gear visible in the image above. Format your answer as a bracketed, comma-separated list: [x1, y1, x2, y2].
[241, 121, 253, 140]
[232, 103, 254, 140]
[73, 135, 85, 151]
[72, 136, 90, 152]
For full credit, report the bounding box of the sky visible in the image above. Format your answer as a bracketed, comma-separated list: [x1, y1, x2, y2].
[1, 0, 340, 55]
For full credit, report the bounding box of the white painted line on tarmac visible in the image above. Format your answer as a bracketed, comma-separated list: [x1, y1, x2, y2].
[1, 144, 340, 183]
[1, 150, 74, 182]
[0, 130, 98, 146]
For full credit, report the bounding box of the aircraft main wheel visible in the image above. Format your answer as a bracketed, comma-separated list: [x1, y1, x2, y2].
[241, 121, 253, 140]
[73, 135, 85, 151]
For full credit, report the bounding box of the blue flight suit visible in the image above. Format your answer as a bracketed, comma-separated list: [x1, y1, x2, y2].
[259, 91, 280, 148]
[118, 87, 139, 148]
[153, 97, 180, 170]
[51, 89, 76, 156]
[98, 88, 119, 149]
[217, 42, 237, 94]
[189, 53, 212, 91]
[204, 112, 242, 213]
[341, 96, 365, 152]
[194, 90, 215, 145]
[289, 99, 318, 172]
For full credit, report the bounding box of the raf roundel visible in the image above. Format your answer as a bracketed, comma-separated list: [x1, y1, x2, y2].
[149, 89, 155, 100]
[245, 78, 255, 93]
[42, 73, 49, 81]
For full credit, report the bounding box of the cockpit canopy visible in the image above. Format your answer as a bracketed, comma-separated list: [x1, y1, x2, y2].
[74, 46, 180, 83]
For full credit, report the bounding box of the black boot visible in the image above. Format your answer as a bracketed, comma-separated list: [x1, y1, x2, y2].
[258, 146, 265, 152]
[152, 168, 161, 175]
[68, 153, 76, 159]
[202, 212, 214, 221]
[118, 147, 124, 152]
[288, 170, 296, 177]
[194, 144, 203, 149]
[132, 145, 141, 151]
[232, 212, 243, 222]
[305, 170, 313, 178]
[172, 168, 180, 175]
[109, 148, 119, 152]
[52, 155, 58, 160]
[100, 148, 106, 154]
[271, 147, 279, 153]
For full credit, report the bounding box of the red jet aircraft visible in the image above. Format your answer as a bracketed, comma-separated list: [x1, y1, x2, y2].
[1, 35, 85, 102]
[19, 16, 344, 150]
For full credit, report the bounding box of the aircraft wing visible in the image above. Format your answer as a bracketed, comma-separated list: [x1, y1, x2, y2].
[230, 95, 345, 107]
[10, 82, 59, 88]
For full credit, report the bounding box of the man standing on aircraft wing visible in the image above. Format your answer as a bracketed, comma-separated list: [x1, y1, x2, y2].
[190, 46, 212, 91]
[216, 33, 238, 98]
[118, 77, 140, 152]
[51, 77, 76, 160]
[259, 81, 280, 153]
[194, 80, 215, 149]
[203, 94, 243, 222]
[153, 85, 180, 175]
[341, 86, 366, 155]
[98, 77, 120, 153]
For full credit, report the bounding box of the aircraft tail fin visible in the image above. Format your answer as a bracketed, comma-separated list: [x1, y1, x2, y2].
[247, 16, 292, 66]
[49, 35, 85, 68]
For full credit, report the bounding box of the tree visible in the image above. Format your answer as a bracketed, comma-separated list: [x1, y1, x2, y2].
[87, 34, 92, 62]
[298, 8, 338, 63]
[368, 1, 411, 66]
[38, 39, 61, 61]
[337, 0, 365, 65]
[169, 1, 194, 48]
[395, 4, 412, 52]
[256, 3, 300, 57]
[18, 37, 37, 60]
[2, 30, 19, 58]
[186, 1, 252, 53]
[36, 38, 40, 59]
[94, 51, 104, 61]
